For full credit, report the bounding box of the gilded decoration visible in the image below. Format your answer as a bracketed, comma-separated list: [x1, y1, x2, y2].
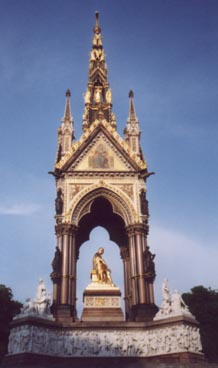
[55, 119, 147, 171]
[92, 247, 113, 285]
[84, 296, 120, 308]
[114, 184, 134, 200]
[64, 181, 139, 225]
[96, 298, 107, 307]
[69, 184, 88, 200]
[71, 133, 133, 172]
[85, 297, 94, 307]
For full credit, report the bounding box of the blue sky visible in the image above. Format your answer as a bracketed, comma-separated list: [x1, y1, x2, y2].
[0, 0, 218, 315]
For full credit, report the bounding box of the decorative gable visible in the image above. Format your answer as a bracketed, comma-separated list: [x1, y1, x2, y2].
[70, 132, 135, 172]
[55, 120, 147, 172]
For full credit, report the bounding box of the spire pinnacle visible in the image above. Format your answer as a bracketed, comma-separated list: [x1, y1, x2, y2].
[124, 90, 141, 155]
[93, 11, 101, 34]
[66, 89, 71, 97]
[129, 90, 134, 98]
[128, 90, 137, 122]
[56, 90, 74, 162]
[64, 89, 72, 120]
[82, 12, 116, 131]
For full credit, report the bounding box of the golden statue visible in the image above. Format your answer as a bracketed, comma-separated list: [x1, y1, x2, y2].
[106, 88, 112, 104]
[94, 88, 101, 103]
[92, 247, 113, 285]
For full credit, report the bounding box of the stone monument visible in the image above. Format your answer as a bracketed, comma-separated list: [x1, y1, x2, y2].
[6, 278, 203, 365]
[3, 12, 205, 367]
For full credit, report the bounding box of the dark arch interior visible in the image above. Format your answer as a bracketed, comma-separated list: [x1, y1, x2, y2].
[76, 197, 128, 248]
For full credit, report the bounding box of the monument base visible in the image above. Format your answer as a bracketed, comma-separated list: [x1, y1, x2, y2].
[2, 352, 206, 368]
[51, 304, 78, 323]
[3, 314, 205, 367]
[81, 282, 124, 321]
[130, 303, 159, 322]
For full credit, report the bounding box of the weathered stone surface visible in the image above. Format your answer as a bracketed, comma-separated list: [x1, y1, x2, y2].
[7, 317, 202, 359]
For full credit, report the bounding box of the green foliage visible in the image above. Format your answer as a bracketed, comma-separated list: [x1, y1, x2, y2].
[0, 284, 22, 361]
[183, 285, 218, 363]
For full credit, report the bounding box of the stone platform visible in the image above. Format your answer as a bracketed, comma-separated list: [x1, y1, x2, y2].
[2, 354, 209, 368]
[2, 313, 204, 367]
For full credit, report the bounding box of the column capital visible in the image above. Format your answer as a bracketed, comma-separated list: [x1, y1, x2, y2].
[125, 223, 148, 237]
[55, 223, 78, 236]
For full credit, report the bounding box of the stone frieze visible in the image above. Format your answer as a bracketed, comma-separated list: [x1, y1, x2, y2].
[8, 323, 202, 357]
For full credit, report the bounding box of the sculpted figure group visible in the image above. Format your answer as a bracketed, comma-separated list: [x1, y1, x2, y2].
[14, 279, 53, 320]
[154, 279, 194, 320]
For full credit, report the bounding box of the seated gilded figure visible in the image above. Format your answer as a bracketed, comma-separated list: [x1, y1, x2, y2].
[92, 247, 113, 285]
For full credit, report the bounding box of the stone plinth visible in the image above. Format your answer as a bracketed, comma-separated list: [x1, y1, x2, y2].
[3, 314, 205, 367]
[81, 282, 124, 321]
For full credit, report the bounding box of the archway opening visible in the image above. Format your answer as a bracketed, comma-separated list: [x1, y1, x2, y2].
[77, 226, 124, 318]
[76, 197, 128, 248]
[76, 197, 128, 318]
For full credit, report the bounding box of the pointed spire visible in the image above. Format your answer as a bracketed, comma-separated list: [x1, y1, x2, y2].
[124, 90, 141, 155]
[82, 12, 116, 131]
[56, 90, 74, 163]
[63, 89, 72, 121]
[93, 11, 101, 34]
[128, 90, 138, 123]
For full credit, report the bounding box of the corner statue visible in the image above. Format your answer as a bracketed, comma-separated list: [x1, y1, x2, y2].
[92, 247, 113, 285]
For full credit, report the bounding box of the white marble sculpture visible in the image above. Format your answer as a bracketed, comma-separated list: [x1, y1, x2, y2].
[14, 279, 53, 320]
[154, 279, 195, 320]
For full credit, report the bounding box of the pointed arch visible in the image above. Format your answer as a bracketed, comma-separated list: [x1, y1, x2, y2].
[70, 184, 138, 227]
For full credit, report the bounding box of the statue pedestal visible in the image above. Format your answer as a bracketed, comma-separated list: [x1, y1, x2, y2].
[81, 282, 124, 322]
[4, 314, 205, 367]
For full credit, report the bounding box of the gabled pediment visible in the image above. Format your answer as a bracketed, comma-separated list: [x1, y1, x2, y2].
[68, 132, 134, 172]
[55, 119, 146, 172]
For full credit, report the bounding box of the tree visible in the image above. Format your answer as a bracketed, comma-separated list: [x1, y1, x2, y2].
[0, 284, 22, 361]
[183, 285, 218, 363]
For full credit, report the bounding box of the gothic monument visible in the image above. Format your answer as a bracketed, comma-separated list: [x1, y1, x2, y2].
[5, 13, 204, 367]
[50, 11, 157, 324]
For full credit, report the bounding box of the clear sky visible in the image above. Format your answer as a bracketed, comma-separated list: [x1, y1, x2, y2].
[0, 0, 217, 315]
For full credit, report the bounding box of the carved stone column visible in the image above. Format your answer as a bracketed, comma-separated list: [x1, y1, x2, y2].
[136, 231, 146, 304]
[126, 223, 158, 321]
[61, 227, 70, 304]
[120, 246, 131, 320]
[127, 227, 138, 307]
[68, 225, 78, 319]
[51, 223, 78, 322]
